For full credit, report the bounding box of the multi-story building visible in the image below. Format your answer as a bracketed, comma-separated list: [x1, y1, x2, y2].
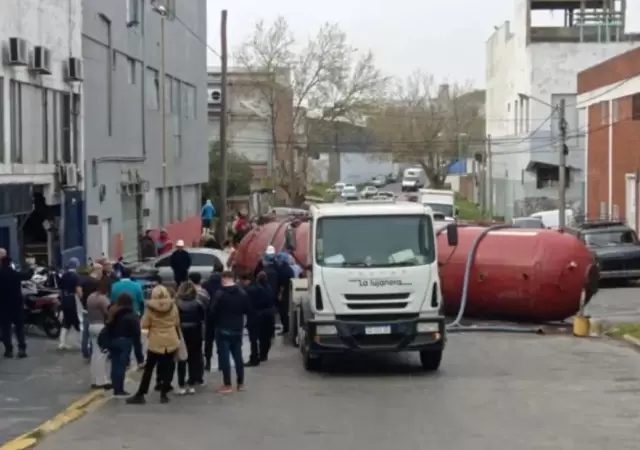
[485, 0, 640, 218]
[577, 46, 640, 229]
[82, 0, 208, 260]
[0, 0, 83, 264]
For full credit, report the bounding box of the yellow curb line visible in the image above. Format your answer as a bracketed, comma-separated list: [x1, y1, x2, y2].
[622, 334, 640, 347]
[0, 364, 140, 450]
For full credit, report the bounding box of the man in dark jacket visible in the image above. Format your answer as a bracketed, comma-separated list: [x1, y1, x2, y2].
[275, 252, 294, 335]
[211, 271, 252, 393]
[241, 272, 274, 366]
[169, 240, 191, 288]
[202, 268, 222, 372]
[0, 250, 32, 358]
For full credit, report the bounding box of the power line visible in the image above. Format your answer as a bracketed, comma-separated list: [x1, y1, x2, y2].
[172, 12, 222, 58]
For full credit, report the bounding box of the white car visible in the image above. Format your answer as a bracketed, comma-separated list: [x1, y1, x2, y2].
[341, 185, 359, 200]
[360, 186, 378, 198]
[371, 176, 386, 188]
[326, 182, 346, 194]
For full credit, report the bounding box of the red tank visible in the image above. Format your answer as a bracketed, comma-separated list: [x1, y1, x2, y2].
[437, 227, 598, 322]
[231, 220, 597, 323]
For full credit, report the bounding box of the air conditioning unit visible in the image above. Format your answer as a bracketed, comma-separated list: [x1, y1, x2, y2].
[31, 46, 52, 74]
[65, 57, 83, 81]
[8, 37, 28, 66]
[57, 164, 78, 188]
[208, 88, 222, 105]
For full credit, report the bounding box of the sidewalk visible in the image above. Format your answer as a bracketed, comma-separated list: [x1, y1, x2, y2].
[0, 336, 91, 445]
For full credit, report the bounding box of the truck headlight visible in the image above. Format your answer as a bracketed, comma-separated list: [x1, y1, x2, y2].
[315, 325, 337, 335]
[417, 322, 439, 333]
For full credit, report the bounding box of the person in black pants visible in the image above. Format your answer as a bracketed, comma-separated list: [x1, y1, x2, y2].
[242, 272, 275, 366]
[202, 268, 222, 371]
[275, 252, 294, 335]
[175, 281, 205, 394]
[0, 251, 32, 358]
[127, 285, 180, 405]
[169, 240, 191, 288]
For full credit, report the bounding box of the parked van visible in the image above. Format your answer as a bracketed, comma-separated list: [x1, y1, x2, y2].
[529, 209, 574, 228]
[401, 168, 425, 192]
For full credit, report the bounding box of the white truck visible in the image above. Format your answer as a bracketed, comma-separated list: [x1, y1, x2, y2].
[419, 189, 457, 221]
[401, 167, 426, 192]
[283, 199, 458, 372]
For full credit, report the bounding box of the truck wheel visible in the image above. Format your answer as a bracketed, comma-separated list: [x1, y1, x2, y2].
[287, 298, 298, 347]
[419, 349, 443, 371]
[300, 328, 322, 371]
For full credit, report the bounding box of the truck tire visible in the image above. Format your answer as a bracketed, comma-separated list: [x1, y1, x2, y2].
[419, 349, 443, 371]
[286, 296, 298, 347]
[300, 327, 322, 371]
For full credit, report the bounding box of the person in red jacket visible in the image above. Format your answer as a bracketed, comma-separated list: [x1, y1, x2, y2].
[232, 214, 248, 245]
[156, 229, 173, 256]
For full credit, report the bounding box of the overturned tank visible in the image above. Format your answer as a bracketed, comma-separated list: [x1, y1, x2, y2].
[231, 218, 598, 323]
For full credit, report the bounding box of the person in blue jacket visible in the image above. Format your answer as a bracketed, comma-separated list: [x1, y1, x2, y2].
[109, 267, 145, 316]
[201, 200, 216, 234]
[275, 252, 294, 335]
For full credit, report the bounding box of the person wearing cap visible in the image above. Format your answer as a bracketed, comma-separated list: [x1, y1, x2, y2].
[58, 257, 83, 350]
[170, 240, 191, 288]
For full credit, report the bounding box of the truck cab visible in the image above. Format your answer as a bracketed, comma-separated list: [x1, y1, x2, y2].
[285, 199, 458, 372]
[419, 188, 457, 221]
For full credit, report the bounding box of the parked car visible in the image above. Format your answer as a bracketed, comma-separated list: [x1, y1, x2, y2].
[360, 186, 378, 198]
[129, 248, 228, 287]
[567, 220, 640, 282]
[340, 185, 359, 200]
[371, 176, 386, 188]
[326, 182, 346, 194]
[373, 191, 395, 199]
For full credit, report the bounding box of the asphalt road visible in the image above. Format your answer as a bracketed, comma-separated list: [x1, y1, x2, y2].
[31, 333, 640, 450]
[0, 336, 90, 445]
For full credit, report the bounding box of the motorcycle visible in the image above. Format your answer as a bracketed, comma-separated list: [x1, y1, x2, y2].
[22, 280, 62, 338]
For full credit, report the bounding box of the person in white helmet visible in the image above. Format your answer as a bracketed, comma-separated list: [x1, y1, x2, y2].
[169, 240, 191, 288]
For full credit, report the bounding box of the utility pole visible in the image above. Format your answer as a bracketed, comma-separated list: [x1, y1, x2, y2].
[216, 9, 229, 241]
[487, 134, 493, 219]
[558, 98, 567, 229]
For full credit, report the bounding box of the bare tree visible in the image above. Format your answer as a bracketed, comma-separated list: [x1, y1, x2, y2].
[369, 71, 483, 188]
[235, 17, 387, 205]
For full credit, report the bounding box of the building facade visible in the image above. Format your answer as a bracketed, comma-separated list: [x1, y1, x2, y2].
[577, 46, 640, 230]
[82, 0, 208, 260]
[0, 0, 83, 264]
[485, 0, 640, 219]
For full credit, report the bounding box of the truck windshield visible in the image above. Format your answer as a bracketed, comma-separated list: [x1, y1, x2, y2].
[424, 203, 454, 218]
[315, 215, 435, 267]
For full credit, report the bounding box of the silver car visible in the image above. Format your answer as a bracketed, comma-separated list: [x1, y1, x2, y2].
[130, 247, 229, 287]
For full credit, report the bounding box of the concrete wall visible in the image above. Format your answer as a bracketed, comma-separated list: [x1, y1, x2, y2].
[82, 0, 208, 258]
[0, 0, 82, 196]
[485, 7, 640, 218]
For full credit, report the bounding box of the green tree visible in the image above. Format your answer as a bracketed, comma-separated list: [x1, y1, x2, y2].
[202, 141, 253, 205]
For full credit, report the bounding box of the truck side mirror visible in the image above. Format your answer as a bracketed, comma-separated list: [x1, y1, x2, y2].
[446, 223, 458, 247]
[284, 228, 297, 251]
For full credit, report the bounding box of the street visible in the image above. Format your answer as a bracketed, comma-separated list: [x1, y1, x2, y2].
[26, 332, 640, 450]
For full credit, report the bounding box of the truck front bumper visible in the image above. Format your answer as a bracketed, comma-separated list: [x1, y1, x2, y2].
[306, 316, 446, 354]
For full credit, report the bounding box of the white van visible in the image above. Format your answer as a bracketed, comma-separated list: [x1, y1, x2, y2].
[401, 168, 425, 192]
[529, 209, 574, 228]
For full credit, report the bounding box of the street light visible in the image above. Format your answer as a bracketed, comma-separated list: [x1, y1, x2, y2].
[152, 2, 168, 189]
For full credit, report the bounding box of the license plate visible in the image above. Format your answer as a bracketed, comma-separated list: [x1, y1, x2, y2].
[365, 326, 391, 335]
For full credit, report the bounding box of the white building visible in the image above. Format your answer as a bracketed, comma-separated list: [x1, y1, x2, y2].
[485, 0, 640, 218]
[0, 0, 83, 263]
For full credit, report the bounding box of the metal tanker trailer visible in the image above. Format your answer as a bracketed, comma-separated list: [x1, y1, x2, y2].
[231, 219, 599, 323]
[436, 226, 599, 322]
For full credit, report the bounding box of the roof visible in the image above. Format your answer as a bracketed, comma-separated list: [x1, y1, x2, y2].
[311, 201, 430, 217]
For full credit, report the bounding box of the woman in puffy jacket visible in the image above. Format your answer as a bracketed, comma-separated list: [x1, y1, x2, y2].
[175, 281, 205, 394]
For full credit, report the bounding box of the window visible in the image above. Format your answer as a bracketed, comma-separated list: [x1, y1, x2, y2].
[61, 93, 71, 163]
[52, 91, 59, 162]
[601, 101, 608, 125]
[514, 99, 519, 134]
[168, 187, 175, 222]
[176, 186, 183, 220]
[146, 67, 159, 110]
[72, 93, 80, 163]
[41, 88, 48, 163]
[524, 98, 530, 132]
[156, 188, 165, 226]
[612, 98, 619, 123]
[9, 80, 23, 163]
[186, 85, 196, 118]
[190, 252, 221, 267]
[632, 94, 640, 120]
[535, 166, 570, 189]
[0, 77, 3, 163]
[172, 78, 180, 114]
[315, 215, 435, 266]
[127, 57, 136, 84]
[100, 14, 113, 136]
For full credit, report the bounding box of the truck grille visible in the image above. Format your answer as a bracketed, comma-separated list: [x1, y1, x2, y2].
[343, 293, 410, 310]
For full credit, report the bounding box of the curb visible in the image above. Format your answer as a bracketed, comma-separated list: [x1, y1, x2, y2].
[623, 334, 640, 348]
[0, 389, 109, 450]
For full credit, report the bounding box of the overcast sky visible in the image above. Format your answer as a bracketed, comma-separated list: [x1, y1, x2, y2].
[205, 0, 640, 87]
